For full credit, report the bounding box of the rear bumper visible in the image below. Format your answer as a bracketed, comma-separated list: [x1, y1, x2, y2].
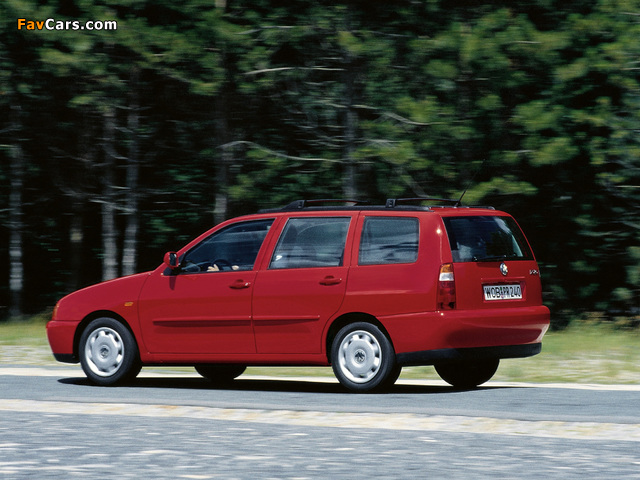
[397, 342, 541, 366]
[381, 305, 550, 355]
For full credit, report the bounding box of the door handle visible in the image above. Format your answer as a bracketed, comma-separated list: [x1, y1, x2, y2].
[320, 276, 342, 286]
[229, 279, 251, 289]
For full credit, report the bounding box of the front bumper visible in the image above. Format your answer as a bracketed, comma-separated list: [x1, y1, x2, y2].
[46, 320, 78, 363]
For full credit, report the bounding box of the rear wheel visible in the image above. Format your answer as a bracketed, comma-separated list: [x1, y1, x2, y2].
[195, 364, 246, 383]
[435, 358, 499, 388]
[79, 317, 141, 386]
[331, 322, 398, 393]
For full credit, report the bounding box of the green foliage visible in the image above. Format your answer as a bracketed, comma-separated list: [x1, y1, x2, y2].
[0, 0, 638, 325]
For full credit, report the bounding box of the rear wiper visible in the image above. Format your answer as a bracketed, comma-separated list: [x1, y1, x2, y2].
[472, 254, 515, 262]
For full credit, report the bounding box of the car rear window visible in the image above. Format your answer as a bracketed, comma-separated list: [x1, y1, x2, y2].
[359, 217, 419, 265]
[443, 216, 533, 263]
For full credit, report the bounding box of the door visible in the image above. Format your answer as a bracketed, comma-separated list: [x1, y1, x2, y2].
[138, 218, 274, 355]
[252, 216, 353, 354]
[344, 214, 435, 316]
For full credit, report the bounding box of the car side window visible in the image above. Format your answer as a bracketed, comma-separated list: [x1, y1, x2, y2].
[358, 217, 419, 265]
[269, 217, 351, 269]
[180, 219, 274, 273]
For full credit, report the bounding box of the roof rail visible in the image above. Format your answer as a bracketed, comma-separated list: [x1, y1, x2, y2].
[258, 197, 494, 214]
[385, 197, 460, 208]
[280, 199, 369, 210]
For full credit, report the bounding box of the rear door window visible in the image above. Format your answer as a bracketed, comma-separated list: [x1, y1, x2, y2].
[443, 216, 533, 263]
[358, 217, 419, 265]
[269, 217, 351, 269]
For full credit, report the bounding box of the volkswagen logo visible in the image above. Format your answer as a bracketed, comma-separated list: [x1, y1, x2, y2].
[500, 262, 508, 276]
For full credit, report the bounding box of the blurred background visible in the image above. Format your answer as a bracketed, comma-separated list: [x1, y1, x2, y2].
[1, 0, 638, 328]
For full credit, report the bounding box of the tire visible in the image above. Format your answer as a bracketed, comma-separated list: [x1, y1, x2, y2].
[79, 317, 141, 386]
[435, 358, 499, 389]
[194, 364, 246, 383]
[331, 322, 398, 393]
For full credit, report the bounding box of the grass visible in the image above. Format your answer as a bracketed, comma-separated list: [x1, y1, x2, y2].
[2, 315, 640, 384]
[0, 313, 51, 345]
[491, 323, 640, 384]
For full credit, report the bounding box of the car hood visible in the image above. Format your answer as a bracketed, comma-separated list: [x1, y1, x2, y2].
[54, 272, 152, 322]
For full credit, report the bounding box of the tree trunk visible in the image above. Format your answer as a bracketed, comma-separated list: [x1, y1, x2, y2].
[8, 105, 25, 318]
[214, 85, 231, 225]
[214, 144, 230, 225]
[67, 200, 84, 292]
[102, 107, 119, 281]
[342, 47, 359, 199]
[342, 103, 357, 199]
[64, 107, 97, 292]
[122, 70, 140, 276]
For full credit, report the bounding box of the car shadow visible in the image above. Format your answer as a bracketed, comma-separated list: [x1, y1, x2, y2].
[57, 375, 511, 395]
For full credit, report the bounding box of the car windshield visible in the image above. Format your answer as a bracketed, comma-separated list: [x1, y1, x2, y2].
[443, 216, 533, 263]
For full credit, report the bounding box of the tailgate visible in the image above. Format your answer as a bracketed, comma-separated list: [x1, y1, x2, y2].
[441, 213, 544, 311]
[454, 260, 543, 310]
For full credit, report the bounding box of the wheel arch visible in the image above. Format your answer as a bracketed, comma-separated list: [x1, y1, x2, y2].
[325, 312, 394, 363]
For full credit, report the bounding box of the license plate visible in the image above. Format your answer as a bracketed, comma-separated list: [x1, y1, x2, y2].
[483, 284, 522, 301]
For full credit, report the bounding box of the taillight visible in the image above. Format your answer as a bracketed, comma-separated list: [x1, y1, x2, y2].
[437, 263, 456, 310]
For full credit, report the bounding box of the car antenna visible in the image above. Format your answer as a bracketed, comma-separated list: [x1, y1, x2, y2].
[455, 159, 486, 207]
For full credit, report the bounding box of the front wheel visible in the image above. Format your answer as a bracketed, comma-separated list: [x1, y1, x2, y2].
[435, 358, 499, 389]
[331, 322, 398, 393]
[79, 317, 141, 386]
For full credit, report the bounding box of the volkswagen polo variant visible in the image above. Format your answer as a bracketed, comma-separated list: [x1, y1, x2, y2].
[47, 198, 550, 392]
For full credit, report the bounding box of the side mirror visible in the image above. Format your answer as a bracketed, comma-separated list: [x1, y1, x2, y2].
[163, 251, 180, 270]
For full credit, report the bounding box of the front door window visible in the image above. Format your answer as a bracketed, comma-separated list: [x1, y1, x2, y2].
[180, 219, 274, 273]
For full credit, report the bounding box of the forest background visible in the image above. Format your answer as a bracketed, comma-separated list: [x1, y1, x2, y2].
[1, 0, 638, 328]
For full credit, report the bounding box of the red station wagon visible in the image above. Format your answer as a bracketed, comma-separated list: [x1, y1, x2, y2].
[47, 198, 550, 392]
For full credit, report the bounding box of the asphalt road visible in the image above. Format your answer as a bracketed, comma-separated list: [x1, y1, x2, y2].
[1, 366, 640, 479]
